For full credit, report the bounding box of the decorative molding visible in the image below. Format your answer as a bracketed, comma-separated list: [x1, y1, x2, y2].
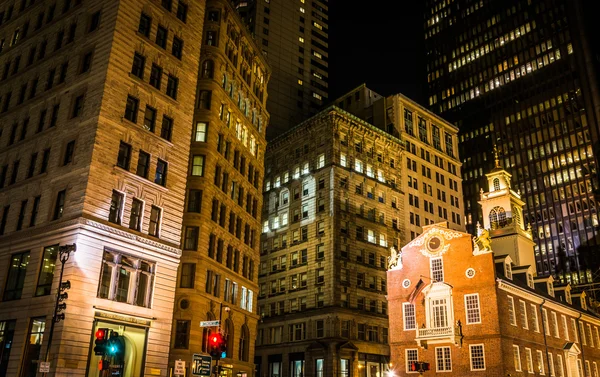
[405, 227, 465, 258]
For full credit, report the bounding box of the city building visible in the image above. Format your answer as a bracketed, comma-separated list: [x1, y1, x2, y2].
[387, 163, 600, 377]
[256, 106, 404, 377]
[423, 0, 600, 282]
[335, 84, 465, 240]
[168, 0, 270, 376]
[234, 0, 329, 139]
[0, 0, 203, 376]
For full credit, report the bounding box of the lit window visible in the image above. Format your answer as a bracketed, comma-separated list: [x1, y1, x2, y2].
[298, 37, 304, 43]
[299, 7, 305, 13]
[98, 250, 155, 307]
[313, 92, 322, 100]
[354, 159, 363, 173]
[298, 79, 303, 85]
[513, 346, 522, 372]
[340, 153, 347, 167]
[317, 154, 325, 169]
[507, 296, 516, 326]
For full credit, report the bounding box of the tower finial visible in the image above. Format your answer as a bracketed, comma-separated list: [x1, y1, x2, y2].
[493, 145, 501, 168]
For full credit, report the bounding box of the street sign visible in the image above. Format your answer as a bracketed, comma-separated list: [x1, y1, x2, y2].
[191, 354, 212, 376]
[39, 362, 50, 373]
[200, 320, 220, 327]
[174, 360, 186, 376]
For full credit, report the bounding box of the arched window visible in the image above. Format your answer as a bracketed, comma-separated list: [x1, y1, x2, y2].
[489, 206, 507, 229]
[239, 324, 250, 361]
[201, 60, 214, 79]
[201, 312, 216, 352]
[493, 178, 500, 191]
[512, 206, 521, 227]
[224, 318, 234, 358]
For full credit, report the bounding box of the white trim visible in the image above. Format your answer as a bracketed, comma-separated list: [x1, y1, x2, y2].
[435, 346, 452, 372]
[513, 345, 522, 372]
[403, 302, 416, 331]
[469, 344, 486, 371]
[406, 348, 419, 374]
[464, 293, 481, 325]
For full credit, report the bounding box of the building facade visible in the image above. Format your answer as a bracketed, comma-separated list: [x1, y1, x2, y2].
[424, 0, 600, 282]
[0, 0, 203, 376]
[168, 0, 270, 376]
[256, 107, 404, 377]
[388, 164, 600, 377]
[335, 85, 466, 240]
[234, 0, 329, 139]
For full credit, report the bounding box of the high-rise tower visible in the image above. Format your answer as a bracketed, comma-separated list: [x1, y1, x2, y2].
[424, 0, 600, 282]
[234, 0, 329, 139]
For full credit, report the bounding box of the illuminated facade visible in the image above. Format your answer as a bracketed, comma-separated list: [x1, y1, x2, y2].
[256, 107, 404, 377]
[335, 85, 465, 240]
[388, 165, 600, 377]
[168, 0, 270, 376]
[234, 0, 329, 139]
[0, 0, 203, 376]
[424, 0, 600, 282]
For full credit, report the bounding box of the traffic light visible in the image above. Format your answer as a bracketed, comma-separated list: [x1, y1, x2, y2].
[94, 328, 109, 356]
[106, 332, 125, 360]
[98, 360, 110, 371]
[209, 333, 226, 360]
[410, 362, 430, 372]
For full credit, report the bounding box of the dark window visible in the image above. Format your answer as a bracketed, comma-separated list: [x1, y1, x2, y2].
[80, 51, 93, 73]
[59, 61, 68, 83]
[2, 91, 11, 112]
[55, 29, 64, 50]
[198, 90, 211, 109]
[37, 109, 47, 132]
[177, 2, 188, 22]
[63, 140, 75, 165]
[35, 245, 59, 296]
[62, 0, 72, 14]
[108, 190, 124, 224]
[156, 26, 168, 48]
[16, 200, 27, 231]
[72, 95, 84, 117]
[50, 104, 60, 127]
[149, 64, 162, 89]
[9, 160, 19, 185]
[155, 159, 167, 186]
[67, 23, 76, 43]
[117, 142, 132, 170]
[3, 251, 30, 300]
[208, 10, 219, 21]
[136, 151, 150, 178]
[35, 12, 45, 30]
[166, 75, 178, 99]
[20, 118, 28, 140]
[143, 106, 156, 132]
[184, 226, 199, 250]
[40, 149, 50, 174]
[18, 83, 27, 104]
[201, 60, 214, 78]
[0, 206, 9, 234]
[138, 13, 151, 37]
[89, 11, 101, 32]
[27, 46, 36, 66]
[129, 198, 143, 231]
[27, 153, 38, 178]
[149, 206, 160, 236]
[174, 320, 190, 349]
[124, 96, 139, 123]
[38, 40, 47, 59]
[46, 68, 55, 90]
[205, 30, 217, 46]
[47, 4, 55, 22]
[29, 78, 38, 99]
[0, 320, 17, 376]
[188, 190, 202, 212]
[160, 116, 173, 141]
[29, 196, 40, 227]
[131, 53, 145, 79]
[172, 36, 183, 59]
[161, 0, 172, 11]
[180, 263, 195, 288]
[9, 123, 17, 145]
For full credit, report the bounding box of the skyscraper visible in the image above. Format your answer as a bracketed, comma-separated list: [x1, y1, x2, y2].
[0, 0, 203, 375]
[235, 0, 329, 139]
[424, 0, 600, 282]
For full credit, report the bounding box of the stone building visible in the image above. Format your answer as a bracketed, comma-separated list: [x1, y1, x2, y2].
[256, 106, 404, 377]
[335, 85, 465, 240]
[0, 0, 203, 376]
[387, 162, 600, 376]
[167, 0, 270, 376]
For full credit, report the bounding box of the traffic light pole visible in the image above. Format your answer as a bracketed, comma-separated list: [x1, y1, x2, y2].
[43, 243, 76, 375]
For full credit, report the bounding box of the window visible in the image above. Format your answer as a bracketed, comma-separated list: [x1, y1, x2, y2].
[184, 226, 199, 250]
[531, 304, 540, 332]
[155, 159, 167, 186]
[129, 198, 143, 231]
[508, 296, 517, 326]
[149, 64, 162, 89]
[89, 10, 101, 32]
[80, 51, 93, 74]
[194, 122, 207, 142]
[3, 251, 30, 300]
[174, 320, 190, 349]
[177, 1, 188, 22]
[180, 263, 195, 288]
[191, 155, 205, 176]
[340, 359, 349, 377]
[519, 300, 528, 329]
[469, 344, 485, 371]
[98, 250, 155, 307]
[406, 349, 418, 373]
[166, 75, 178, 99]
[62, 140, 75, 165]
[172, 36, 183, 59]
[403, 303, 416, 330]
[513, 346, 522, 372]
[117, 142, 132, 169]
[0, 320, 16, 376]
[131, 53, 145, 78]
[430, 257, 444, 282]
[317, 153, 325, 168]
[136, 151, 150, 178]
[21, 318, 46, 377]
[537, 350, 545, 375]
[156, 25, 168, 48]
[465, 294, 481, 324]
[143, 106, 156, 132]
[29, 196, 40, 227]
[41, 149, 50, 174]
[53, 190, 66, 219]
[124, 96, 139, 123]
[188, 190, 202, 212]
[161, 115, 173, 141]
[542, 309, 550, 336]
[436, 347, 452, 372]
[201, 60, 214, 78]
[148, 206, 161, 236]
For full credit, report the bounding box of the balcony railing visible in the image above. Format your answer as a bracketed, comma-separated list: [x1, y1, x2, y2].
[417, 326, 455, 338]
[416, 325, 463, 348]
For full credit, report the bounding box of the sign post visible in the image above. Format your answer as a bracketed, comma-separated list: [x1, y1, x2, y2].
[191, 354, 212, 376]
[174, 359, 186, 377]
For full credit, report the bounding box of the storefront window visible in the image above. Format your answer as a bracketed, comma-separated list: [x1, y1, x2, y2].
[21, 317, 45, 377]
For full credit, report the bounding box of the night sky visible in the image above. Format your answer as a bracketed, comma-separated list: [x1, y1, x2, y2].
[328, 2, 427, 105]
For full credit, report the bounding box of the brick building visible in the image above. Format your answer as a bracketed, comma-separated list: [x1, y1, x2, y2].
[168, 0, 270, 376]
[388, 162, 600, 376]
[256, 106, 404, 377]
[0, 0, 203, 376]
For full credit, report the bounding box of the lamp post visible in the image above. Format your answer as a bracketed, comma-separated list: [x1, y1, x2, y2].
[214, 303, 230, 377]
[44, 243, 76, 373]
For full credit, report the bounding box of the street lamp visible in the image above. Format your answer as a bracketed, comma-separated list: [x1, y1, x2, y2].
[43, 243, 76, 374]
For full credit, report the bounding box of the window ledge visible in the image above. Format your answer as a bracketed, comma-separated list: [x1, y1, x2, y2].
[113, 165, 169, 192]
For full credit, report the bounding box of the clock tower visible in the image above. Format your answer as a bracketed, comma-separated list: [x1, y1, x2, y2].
[478, 149, 536, 269]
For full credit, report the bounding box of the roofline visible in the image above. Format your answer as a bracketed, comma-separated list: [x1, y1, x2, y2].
[390, 92, 460, 132]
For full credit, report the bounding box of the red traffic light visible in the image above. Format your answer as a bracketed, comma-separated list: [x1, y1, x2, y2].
[95, 329, 107, 340]
[209, 333, 222, 346]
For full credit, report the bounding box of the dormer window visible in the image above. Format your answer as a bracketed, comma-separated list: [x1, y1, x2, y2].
[547, 282, 554, 297]
[527, 273, 534, 288]
[493, 178, 500, 191]
[581, 296, 587, 311]
[504, 262, 512, 280]
[566, 290, 572, 304]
